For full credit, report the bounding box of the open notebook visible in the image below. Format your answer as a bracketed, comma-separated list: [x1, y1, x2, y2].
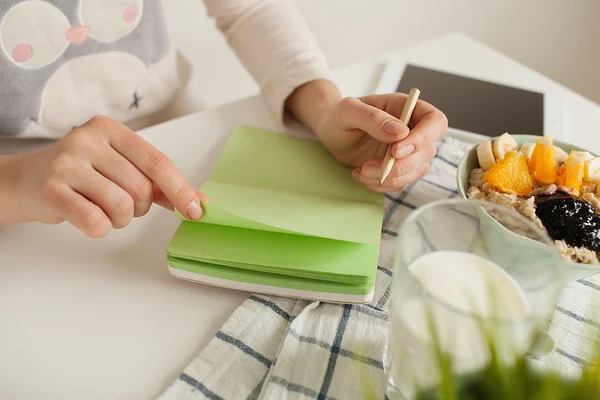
[166, 125, 385, 303]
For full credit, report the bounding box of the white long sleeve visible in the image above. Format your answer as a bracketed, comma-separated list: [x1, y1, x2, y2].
[203, 0, 335, 122]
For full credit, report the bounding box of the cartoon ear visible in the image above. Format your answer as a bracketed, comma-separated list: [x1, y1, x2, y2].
[79, 0, 143, 43]
[0, 1, 70, 69]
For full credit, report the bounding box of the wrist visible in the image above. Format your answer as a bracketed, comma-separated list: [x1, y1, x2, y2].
[285, 79, 342, 139]
[0, 155, 27, 225]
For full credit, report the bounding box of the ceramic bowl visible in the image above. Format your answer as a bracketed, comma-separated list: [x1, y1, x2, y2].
[456, 135, 600, 281]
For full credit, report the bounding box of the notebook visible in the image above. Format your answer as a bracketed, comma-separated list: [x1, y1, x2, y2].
[166, 125, 385, 303]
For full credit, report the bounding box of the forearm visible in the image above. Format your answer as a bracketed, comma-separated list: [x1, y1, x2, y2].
[0, 155, 25, 225]
[204, 0, 335, 122]
[285, 79, 342, 138]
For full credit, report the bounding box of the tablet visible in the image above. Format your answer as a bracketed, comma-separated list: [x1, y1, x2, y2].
[374, 61, 566, 144]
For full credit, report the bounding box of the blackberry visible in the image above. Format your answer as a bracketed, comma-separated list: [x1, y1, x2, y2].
[535, 194, 600, 251]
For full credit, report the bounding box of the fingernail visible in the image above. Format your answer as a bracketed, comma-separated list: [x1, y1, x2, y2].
[383, 120, 406, 135]
[396, 144, 415, 159]
[187, 200, 203, 220]
[362, 165, 380, 178]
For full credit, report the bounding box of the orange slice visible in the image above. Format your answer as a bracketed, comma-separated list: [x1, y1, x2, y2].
[484, 151, 533, 196]
[529, 137, 556, 185]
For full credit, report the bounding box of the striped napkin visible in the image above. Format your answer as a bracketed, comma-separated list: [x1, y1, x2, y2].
[159, 135, 600, 400]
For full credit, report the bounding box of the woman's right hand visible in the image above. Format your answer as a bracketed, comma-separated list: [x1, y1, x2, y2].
[0, 116, 208, 238]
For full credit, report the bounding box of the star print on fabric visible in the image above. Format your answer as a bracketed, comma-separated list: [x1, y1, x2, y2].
[129, 91, 142, 109]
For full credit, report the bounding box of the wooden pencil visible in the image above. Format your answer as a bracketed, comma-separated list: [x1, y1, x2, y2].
[379, 88, 420, 185]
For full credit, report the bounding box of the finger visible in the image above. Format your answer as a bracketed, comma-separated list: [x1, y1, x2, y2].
[152, 185, 210, 211]
[393, 106, 448, 153]
[389, 143, 438, 174]
[359, 93, 441, 128]
[44, 181, 112, 238]
[337, 97, 410, 143]
[353, 145, 431, 183]
[353, 160, 431, 192]
[100, 119, 204, 221]
[70, 165, 134, 229]
[91, 142, 154, 218]
[352, 166, 381, 187]
[353, 164, 429, 193]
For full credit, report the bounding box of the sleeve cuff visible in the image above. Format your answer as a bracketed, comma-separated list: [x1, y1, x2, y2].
[260, 53, 336, 127]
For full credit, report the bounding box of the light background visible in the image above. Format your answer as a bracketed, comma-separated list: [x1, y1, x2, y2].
[165, 0, 600, 110]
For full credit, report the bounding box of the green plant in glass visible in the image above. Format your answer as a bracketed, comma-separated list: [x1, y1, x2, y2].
[357, 289, 600, 400]
[412, 309, 600, 400]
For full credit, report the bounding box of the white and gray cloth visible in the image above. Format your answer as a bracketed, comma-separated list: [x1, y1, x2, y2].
[159, 136, 600, 400]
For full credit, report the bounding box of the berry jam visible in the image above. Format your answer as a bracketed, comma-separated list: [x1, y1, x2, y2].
[535, 194, 600, 251]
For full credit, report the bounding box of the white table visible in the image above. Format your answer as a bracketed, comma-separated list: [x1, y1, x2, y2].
[1, 32, 599, 400]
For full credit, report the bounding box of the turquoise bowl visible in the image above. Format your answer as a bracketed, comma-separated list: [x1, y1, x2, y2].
[456, 135, 600, 281]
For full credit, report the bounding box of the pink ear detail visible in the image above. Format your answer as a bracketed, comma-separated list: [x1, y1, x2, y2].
[12, 44, 33, 63]
[123, 7, 139, 23]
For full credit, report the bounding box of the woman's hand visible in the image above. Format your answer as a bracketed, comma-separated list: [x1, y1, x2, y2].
[286, 80, 448, 192]
[0, 116, 208, 237]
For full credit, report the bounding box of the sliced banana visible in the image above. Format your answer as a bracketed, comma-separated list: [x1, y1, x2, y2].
[519, 142, 535, 161]
[476, 140, 496, 170]
[584, 157, 600, 183]
[536, 136, 553, 147]
[553, 146, 569, 166]
[492, 132, 518, 160]
[570, 150, 589, 165]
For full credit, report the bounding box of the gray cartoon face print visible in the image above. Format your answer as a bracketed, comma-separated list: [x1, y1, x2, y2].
[0, 0, 177, 138]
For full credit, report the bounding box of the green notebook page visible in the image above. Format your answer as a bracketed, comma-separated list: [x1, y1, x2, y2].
[168, 125, 384, 286]
[186, 125, 383, 243]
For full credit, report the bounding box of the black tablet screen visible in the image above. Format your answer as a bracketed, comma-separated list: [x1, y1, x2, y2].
[396, 65, 544, 137]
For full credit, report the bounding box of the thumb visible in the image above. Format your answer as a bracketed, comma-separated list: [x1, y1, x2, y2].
[152, 183, 174, 211]
[340, 97, 409, 143]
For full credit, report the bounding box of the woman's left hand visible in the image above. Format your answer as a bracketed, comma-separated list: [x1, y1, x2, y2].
[313, 92, 448, 193]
